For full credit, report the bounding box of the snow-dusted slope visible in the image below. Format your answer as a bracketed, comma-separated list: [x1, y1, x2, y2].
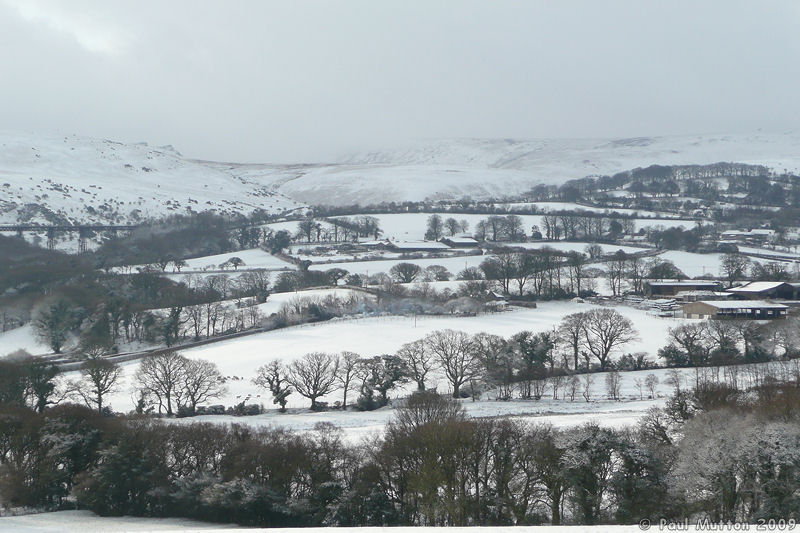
[218, 132, 800, 207]
[0, 132, 304, 225]
[3, 131, 800, 222]
[344, 134, 800, 172]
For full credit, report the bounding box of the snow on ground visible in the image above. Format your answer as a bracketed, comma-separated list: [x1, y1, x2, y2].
[658, 250, 792, 278]
[504, 241, 649, 255]
[171, 388, 670, 443]
[271, 133, 800, 206]
[738, 246, 800, 259]
[657, 250, 724, 278]
[0, 510, 237, 531]
[0, 512, 692, 532]
[0, 132, 303, 225]
[253, 287, 368, 316]
[116, 248, 293, 275]
[500, 201, 680, 218]
[99, 302, 685, 413]
[5, 131, 800, 223]
[308, 254, 486, 277]
[166, 363, 725, 444]
[180, 248, 293, 272]
[288, 243, 404, 263]
[330, 213, 689, 242]
[0, 324, 48, 357]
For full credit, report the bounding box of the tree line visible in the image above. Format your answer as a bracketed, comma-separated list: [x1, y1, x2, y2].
[253, 309, 638, 410]
[1, 376, 799, 526]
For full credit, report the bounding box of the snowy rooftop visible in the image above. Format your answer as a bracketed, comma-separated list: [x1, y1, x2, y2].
[692, 300, 788, 310]
[676, 290, 731, 297]
[441, 236, 478, 243]
[721, 229, 774, 237]
[648, 281, 720, 286]
[728, 281, 791, 293]
[389, 240, 451, 249]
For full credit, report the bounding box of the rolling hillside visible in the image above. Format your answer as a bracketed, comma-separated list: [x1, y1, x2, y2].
[2, 131, 800, 224]
[0, 132, 304, 225]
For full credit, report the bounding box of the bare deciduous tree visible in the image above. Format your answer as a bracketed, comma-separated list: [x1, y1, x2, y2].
[390, 262, 423, 283]
[76, 354, 122, 413]
[181, 359, 226, 415]
[336, 351, 361, 409]
[424, 329, 479, 398]
[288, 352, 339, 410]
[605, 251, 628, 296]
[135, 351, 188, 415]
[720, 252, 750, 288]
[397, 339, 437, 391]
[559, 312, 586, 371]
[645, 373, 659, 398]
[633, 377, 644, 400]
[581, 372, 594, 402]
[604, 371, 622, 400]
[581, 308, 638, 371]
[253, 360, 292, 412]
[238, 270, 271, 303]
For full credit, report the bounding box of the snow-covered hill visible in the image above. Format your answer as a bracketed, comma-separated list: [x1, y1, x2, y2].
[222, 132, 800, 206]
[3, 131, 800, 223]
[0, 132, 304, 225]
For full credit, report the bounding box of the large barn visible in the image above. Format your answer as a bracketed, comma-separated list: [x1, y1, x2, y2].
[682, 300, 788, 320]
[727, 281, 799, 300]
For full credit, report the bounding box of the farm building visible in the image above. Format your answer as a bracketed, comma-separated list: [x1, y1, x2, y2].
[645, 280, 723, 296]
[682, 300, 788, 320]
[675, 290, 732, 302]
[439, 236, 480, 248]
[728, 281, 799, 300]
[384, 240, 452, 252]
[720, 229, 775, 243]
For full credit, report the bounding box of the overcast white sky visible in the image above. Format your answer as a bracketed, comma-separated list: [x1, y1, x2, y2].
[1, 0, 799, 163]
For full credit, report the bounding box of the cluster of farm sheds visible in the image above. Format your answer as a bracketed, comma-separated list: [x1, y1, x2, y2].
[638, 280, 799, 320]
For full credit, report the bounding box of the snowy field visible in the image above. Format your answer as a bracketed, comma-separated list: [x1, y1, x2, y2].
[657, 250, 792, 278]
[116, 248, 293, 274]
[0, 510, 237, 531]
[330, 213, 689, 242]
[504, 241, 649, 255]
[0, 511, 697, 532]
[95, 302, 685, 415]
[308, 254, 486, 277]
[738, 246, 800, 259]
[180, 248, 293, 271]
[251, 287, 368, 316]
[0, 324, 46, 356]
[499, 201, 680, 218]
[657, 250, 724, 278]
[168, 370, 680, 443]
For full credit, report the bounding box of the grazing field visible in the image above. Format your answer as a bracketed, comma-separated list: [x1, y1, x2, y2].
[180, 248, 294, 271]
[169, 366, 686, 443]
[97, 302, 683, 413]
